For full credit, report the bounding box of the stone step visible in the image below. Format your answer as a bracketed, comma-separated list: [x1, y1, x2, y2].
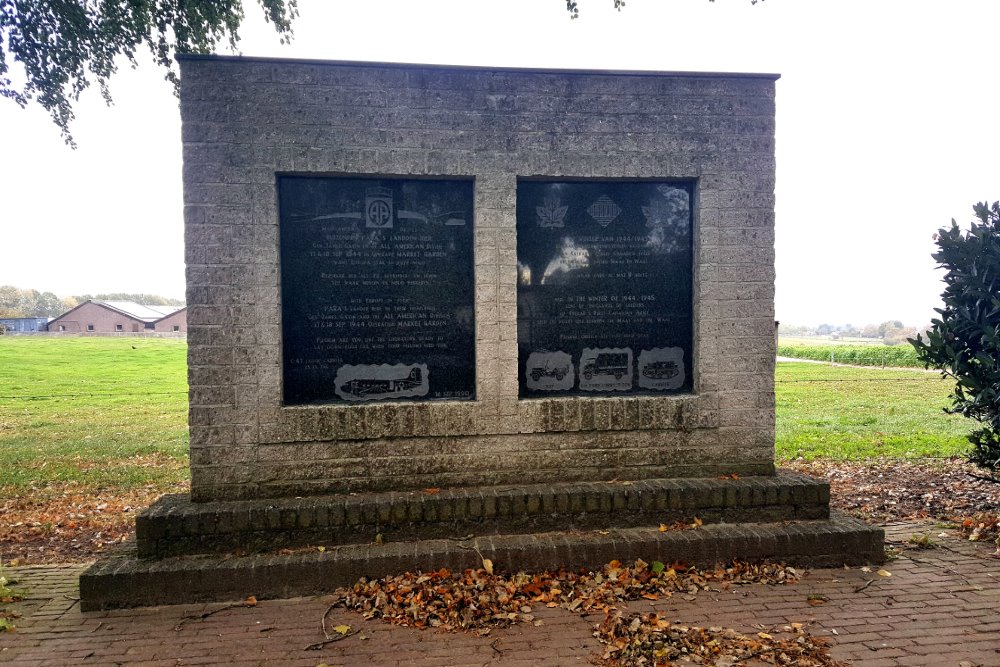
[136, 472, 830, 557]
[80, 511, 884, 611]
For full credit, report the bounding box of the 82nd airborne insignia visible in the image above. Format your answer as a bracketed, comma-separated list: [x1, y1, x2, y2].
[365, 186, 394, 228]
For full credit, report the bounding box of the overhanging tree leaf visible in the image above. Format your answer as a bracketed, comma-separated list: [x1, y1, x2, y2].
[0, 0, 298, 146]
[4, 1, 768, 143]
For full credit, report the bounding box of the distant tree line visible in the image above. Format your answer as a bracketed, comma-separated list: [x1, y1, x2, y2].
[0, 285, 183, 318]
[71, 292, 185, 307]
[778, 320, 927, 346]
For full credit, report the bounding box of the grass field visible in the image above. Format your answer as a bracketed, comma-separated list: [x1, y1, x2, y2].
[776, 361, 967, 460]
[0, 338, 972, 496]
[0, 337, 188, 490]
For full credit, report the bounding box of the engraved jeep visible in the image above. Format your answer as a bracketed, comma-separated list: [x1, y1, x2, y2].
[529, 361, 569, 382]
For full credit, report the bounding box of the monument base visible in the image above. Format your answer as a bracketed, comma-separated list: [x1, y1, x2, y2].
[79, 472, 884, 611]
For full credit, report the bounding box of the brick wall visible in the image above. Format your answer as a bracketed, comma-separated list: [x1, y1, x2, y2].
[154, 308, 187, 333]
[179, 56, 777, 501]
[48, 302, 146, 333]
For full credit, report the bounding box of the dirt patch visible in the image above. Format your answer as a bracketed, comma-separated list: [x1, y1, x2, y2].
[2, 459, 998, 566]
[788, 457, 1000, 522]
[0, 481, 188, 565]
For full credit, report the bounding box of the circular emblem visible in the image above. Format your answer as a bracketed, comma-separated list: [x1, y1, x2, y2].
[367, 199, 392, 227]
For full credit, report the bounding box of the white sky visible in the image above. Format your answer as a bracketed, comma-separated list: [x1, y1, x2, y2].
[2, 0, 998, 327]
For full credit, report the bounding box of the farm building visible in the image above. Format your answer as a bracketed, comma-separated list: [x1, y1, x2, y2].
[47, 300, 187, 334]
[0, 317, 50, 333]
[152, 308, 187, 333]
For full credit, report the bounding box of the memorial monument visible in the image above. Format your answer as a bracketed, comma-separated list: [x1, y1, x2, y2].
[80, 56, 883, 609]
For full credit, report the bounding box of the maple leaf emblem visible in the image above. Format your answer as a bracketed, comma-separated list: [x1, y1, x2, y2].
[536, 197, 568, 228]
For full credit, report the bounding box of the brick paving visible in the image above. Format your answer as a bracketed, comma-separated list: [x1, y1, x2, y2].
[2, 522, 998, 666]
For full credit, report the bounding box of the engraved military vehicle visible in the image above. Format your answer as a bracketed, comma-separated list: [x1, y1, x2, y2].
[641, 360, 680, 380]
[582, 353, 629, 381]
[529, 360, 570, 382]
[339, 367, 423, 398]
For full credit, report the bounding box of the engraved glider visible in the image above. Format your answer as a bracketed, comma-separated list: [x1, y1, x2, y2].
[338, 367, 423, 398]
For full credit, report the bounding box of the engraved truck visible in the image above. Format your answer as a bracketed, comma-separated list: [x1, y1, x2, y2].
[582, 353, 629, 380]
[339, 367, 423, 398]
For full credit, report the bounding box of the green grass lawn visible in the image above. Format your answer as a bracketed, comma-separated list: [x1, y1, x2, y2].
[776, 361, 968, 460]
[0, 337, 189, 490]
[0, 338, 973, 496]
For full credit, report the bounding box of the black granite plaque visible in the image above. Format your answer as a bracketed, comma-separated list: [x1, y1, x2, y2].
[516, 181, 693, 397]
[279, 176, 475, 405]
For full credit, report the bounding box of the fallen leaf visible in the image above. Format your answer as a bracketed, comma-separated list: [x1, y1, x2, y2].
[483, 559, 494, 575]
[877, 569, 892, 577]
[245, 596, 257, 607]
[424, 488, 441, 495]
[333, 558, 828, 665]
[332, 624, 351, 636]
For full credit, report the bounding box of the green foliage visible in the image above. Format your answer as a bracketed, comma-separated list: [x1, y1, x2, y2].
[0, 0, 297, 144]
[775, 361, 968, 461]
[74, 292, 185, 306]
[907, 532, 936, 549]
[0, 285, 69, 317]
[0, 570, 25, 632]
[0, 286, 184, 318]
[0, 574, 24, 602]
[777, 344, 923, 368]
[911, 201, 1000, 476]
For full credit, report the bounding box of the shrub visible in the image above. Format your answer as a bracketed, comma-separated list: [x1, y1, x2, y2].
[911, 201, 1000, 477]
[777, 344, 922, 368]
